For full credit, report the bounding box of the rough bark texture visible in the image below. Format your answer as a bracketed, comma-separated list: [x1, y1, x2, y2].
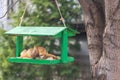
[78, 0, 120, 80]
[104, 0, 120, 80]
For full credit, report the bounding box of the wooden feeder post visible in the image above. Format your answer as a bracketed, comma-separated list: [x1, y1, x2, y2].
[61, 30, 68, 63]
[16, 36, 23, 57]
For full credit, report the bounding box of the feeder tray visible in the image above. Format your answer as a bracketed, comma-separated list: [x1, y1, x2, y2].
[5, 26, 78, 65]
[8, 57, 74, 65]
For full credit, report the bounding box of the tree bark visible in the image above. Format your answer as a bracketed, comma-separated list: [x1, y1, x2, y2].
[78, 0, 120, 80]
[78, 0, 105, 80]
[104, 0, 120, 80]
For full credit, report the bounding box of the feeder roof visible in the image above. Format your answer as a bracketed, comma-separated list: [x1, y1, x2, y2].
[5, 26, 79, 37]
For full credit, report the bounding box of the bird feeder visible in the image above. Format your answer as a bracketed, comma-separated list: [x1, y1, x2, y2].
[5, 26, 78, 65]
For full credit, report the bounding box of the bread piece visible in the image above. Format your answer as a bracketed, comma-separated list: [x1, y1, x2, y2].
[30, 46, 39, 58]
[20, 50, 27, 58]
[44, 53, 58, 59]
[26, 48, 33, 58]
[46, 57, 54, 60]
[20, 49, 31, 58]
[38, 47, 47, 56]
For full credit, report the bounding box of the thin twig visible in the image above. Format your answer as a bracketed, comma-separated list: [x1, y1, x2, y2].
[0, 0, 20, 19]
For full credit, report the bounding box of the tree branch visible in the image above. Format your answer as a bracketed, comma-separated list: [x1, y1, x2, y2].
[0, 0, 19, 19]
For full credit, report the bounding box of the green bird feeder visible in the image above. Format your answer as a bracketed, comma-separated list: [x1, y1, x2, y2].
[5, 26, 78, 65]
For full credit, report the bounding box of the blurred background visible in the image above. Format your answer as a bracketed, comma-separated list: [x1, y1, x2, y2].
[0, 0, 91, 80]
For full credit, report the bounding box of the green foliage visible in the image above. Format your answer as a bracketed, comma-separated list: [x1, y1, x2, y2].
[11, 0, 81, 27]
[0, 0, 82, 80]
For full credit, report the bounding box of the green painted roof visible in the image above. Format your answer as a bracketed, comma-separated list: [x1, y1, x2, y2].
[5, 26, 78, 37]
[5, 27, 66, 35]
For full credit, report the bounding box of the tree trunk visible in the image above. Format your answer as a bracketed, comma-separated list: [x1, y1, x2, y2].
[78, 0, 120, 80]
[104, 0, 120, 80]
